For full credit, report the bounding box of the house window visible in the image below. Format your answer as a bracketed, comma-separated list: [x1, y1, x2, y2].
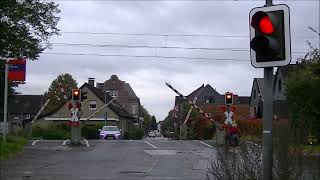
[205, 113, 211, 117]
[278, 80, 282, 92]
[13, 114, 20, 120]
[89, 101, 97, 110]
[132, 104, 137, 114]
[253, 90, 256, 99]
[25, 114, 31, 119]
[110, 90, 118, 97]
[205, 97, 214, 103]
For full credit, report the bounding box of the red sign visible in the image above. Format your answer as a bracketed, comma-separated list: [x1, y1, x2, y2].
[8, 58, 26, 82]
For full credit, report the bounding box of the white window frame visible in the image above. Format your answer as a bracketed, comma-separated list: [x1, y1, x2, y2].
[25, 114, 31, 119]
[13, 114, 20, 120]
[132, 104, 137, 114]
[110, 90, 118, 98]
[89, 101, 97, 110]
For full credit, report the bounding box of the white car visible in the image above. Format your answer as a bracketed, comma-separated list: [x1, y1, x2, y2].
[148, 131, 156, 137]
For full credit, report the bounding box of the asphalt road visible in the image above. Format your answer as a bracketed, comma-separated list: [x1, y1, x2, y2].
[1, 138, 216, 180]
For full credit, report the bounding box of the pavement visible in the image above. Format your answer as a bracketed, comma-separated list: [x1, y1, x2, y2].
[0, 138, 216, 180]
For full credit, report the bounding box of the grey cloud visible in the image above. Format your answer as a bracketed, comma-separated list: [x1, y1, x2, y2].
[17, 1, 319, 120]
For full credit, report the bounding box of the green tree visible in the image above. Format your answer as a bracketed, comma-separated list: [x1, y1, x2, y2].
[141, 105, 152, 132]
[44, 74, 78, 113]
[0, 0, 60, 105]
[286, 48, 320, 140]
[0, 0, 60, 59]
[151, 116, 157, 130]
[161, 111, 174, 133]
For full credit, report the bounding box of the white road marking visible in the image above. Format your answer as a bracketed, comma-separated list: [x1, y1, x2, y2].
[32, 139, 41, 146]
[84, 138, 90, 147]
[144, 141, 158, 149]
[194, 140, 213, 148]
[62, 139, 70, 146]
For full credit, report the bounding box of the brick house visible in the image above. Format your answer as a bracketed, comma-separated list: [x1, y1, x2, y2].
[96, 75, 141, 119]
[37, 81, 135, 133]
[173, 84, 250, 130]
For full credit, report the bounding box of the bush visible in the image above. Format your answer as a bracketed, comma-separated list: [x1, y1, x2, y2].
[124, 128, 143, 140]
[237, 119, 262, 138]
[0, 136, 27, 160]
[81, 124, 103, 139]
[32, 124, 70, 140]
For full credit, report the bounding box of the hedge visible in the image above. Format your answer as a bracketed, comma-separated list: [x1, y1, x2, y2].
[237, 119, 263, 138]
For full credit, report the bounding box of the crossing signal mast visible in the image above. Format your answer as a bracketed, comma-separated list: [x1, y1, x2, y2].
[249, 4, 291, 68]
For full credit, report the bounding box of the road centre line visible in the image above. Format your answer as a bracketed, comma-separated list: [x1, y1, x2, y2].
[144, 141, 158, 149]
[194, 140, 213, 148]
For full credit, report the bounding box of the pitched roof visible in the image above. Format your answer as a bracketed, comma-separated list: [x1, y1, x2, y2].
[81, 83, 134, 119]
[123, 82, 138, 98]
[187, 84, 205, 100]
[255, 78, 264, 97]
[0, 95, 44, 114]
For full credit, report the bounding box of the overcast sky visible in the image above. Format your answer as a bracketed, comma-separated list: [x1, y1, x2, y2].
[18, 0, 319, 121]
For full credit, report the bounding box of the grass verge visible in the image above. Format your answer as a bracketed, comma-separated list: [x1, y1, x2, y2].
[0, 136, 27, 160]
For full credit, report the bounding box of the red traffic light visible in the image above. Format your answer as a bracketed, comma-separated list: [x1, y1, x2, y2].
[72, 89, 81, 101]
[73, 90, 79, 96]
[251, 11, 274, 35]
[259, 16, 274, 34]
[225, 92, 233, 105]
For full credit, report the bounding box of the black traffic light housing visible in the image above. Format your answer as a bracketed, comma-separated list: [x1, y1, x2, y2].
[72, 89, 81, 101]
[81, 90, 87, 101]
[249, 5, 291, 68]
[225, 92, 233, 105]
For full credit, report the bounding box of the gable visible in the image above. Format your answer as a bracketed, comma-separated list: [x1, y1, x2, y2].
[44, 86, 119, 121]
[250, 79, 261, 107]
[196, 85, 224, 104]
[274, 69, 286, 101]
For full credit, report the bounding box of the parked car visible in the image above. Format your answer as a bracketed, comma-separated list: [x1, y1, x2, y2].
[148, 131, 156, 137]
[99, 126, 122, 140]
[155, 131, 161, 137]
[163, 131, 174, 138]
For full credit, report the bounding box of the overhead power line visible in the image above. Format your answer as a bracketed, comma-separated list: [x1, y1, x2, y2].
[51, 42, 309, 54]
[43, 52, 251, 62]
[60, 31, 317, 39]
[52, 43, 250, 51]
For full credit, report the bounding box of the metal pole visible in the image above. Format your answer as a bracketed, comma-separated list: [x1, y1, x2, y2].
[3, 60, 8, 142]
[263, 67, 274, 180]
[262, 1, 273, 180]
[266, 0, 272, 6]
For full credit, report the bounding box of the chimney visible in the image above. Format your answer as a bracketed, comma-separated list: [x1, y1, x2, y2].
[88, 78, 95, 86]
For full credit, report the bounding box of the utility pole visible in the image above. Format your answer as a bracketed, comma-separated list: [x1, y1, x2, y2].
[263, 1, 273, 180]
[3, 59, 8, 142]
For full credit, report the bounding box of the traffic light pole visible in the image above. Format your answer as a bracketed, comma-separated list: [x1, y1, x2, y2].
[262, 1, 274, 180]
[2, 59, 8, 142]
[262, 67, 274, 180]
